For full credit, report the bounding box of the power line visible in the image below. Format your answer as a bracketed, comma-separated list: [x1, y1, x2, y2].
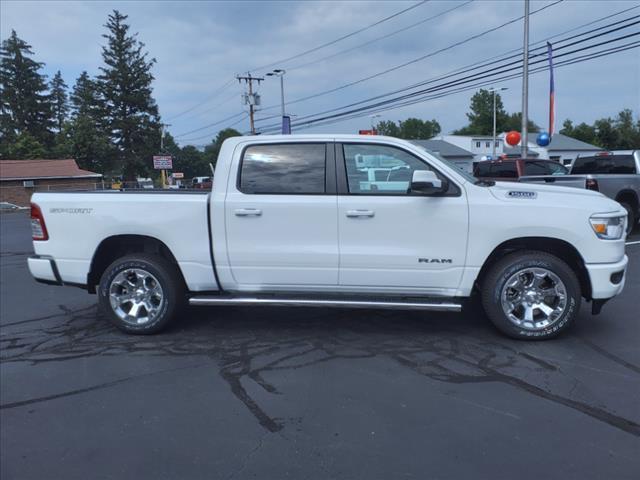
[249, 0, 430, 72]
[287, 1, 475, 72]
[260, 17, 640, 128]
[174, 111, 247, 138]
[256, 0, 564, 113]
[259, 43, 638, 133]
[165, 78, 235, 121]
[254, 4, 640, 122]
[179, 113, 249, 143]
[258, 32, 639, 132]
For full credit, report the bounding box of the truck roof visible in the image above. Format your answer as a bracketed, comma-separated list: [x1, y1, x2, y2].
[221, 134, 414, 146]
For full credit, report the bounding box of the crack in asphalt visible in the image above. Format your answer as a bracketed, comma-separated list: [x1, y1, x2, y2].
[1, 304, 639, 438]
[0, 362, 209, 410]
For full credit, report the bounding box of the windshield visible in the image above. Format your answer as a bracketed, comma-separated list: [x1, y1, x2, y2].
[524, 161, 568, 176]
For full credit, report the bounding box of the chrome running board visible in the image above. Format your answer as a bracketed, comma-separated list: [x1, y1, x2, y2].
[188, 295, 461, 312]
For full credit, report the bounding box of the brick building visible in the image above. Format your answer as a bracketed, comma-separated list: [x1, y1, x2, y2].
[0, 159, 103, 207]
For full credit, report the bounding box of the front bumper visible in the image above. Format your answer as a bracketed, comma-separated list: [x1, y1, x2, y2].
[28, 255, 62, 285]
[585, 254, 628, 300]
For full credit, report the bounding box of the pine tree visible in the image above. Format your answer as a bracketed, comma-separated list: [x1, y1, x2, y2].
[97, 10, 160, 180]
[50, 70, 69, 133]
[67, 71, 114, 172]
[0, 30, 54, 157]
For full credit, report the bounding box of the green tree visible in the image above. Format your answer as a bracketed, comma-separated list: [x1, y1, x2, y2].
[374, 118, 440, 139]
[613, 109, 640, 149]
[203, 128, 242, 168]
[503, 112, 539, 134]
[375, 120, 400, 137]
[66, 71, 114, 172]
[560, 119, 596, 144]
[454, 89, 509, 135]
[6, 131, 46, 158]
[97, 10, 160, 180]
[0, 30, 53, 157]
[454, 89, 539, 135]
[50, 70, 68, 133]
[398, 118, 441, 139]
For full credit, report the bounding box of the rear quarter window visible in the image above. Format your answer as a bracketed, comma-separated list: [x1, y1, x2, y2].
[571, 155, 636, 174]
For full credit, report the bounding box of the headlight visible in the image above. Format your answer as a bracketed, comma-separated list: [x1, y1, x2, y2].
[589, 215, 626, 240]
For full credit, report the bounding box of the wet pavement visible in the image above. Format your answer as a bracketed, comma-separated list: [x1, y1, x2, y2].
[1, 212, 639, 479]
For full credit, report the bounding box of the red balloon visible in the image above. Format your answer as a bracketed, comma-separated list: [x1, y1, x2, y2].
[505, 131, 521, 146]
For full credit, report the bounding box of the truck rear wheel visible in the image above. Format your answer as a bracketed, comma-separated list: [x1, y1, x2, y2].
[480, 251, 581, 340]
[98, 254, 184, 334]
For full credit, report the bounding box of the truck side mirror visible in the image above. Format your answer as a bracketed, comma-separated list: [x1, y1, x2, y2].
[410, 170, 446, 195]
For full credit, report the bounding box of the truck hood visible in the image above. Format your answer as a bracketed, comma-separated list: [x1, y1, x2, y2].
[487, 181, 624, 213]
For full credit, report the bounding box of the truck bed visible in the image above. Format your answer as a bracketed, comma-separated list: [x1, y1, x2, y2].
[30, 191, 217, 292]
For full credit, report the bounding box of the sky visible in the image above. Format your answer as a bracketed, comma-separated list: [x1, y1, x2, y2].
[1, 0, 639, 146]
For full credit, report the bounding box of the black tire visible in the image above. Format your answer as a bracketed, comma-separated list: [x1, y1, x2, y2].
[480, 251, 581, 340]
[619, 202, 637, 235]
[98, 253, 185, 334]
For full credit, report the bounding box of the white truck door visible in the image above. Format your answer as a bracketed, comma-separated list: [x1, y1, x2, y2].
[224, 142, 339, 288]
[336, 142, 468, 293]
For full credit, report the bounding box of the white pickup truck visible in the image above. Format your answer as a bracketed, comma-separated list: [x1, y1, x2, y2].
[28, 135, 629, 340]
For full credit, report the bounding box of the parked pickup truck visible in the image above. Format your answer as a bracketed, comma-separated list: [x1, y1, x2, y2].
[28, 135, 629, 340]
[520, 151, 640, 233]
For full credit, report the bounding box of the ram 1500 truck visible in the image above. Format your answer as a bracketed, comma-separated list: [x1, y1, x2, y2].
[28, 135, 629, 340]
[520, 150, 640, 233]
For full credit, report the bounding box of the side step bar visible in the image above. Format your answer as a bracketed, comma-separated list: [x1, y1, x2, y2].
[189, 296, 462, 312]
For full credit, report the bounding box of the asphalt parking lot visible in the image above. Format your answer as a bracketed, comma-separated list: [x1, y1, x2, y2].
[1, 211, 639, 480]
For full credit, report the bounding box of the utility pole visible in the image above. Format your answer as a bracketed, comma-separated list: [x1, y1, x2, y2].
[237, 73, 264, 135]
[521, 0, 530, 157]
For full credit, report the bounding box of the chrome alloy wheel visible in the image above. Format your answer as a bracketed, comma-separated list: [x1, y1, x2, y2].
[109, 268, 164, 325]
[500, 267, 568, 331]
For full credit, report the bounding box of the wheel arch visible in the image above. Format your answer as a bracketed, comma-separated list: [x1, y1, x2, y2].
[87, 235, 185, 293]
[476, 237, 592, 300]
[615, 189, 639, 214]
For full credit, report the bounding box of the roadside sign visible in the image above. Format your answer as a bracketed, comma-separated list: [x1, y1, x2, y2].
[171, 172, 184, 179]
[153, 155, 173, 170]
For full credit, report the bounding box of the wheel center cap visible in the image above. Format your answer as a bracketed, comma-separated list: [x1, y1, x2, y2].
[525, 290, 538, 304]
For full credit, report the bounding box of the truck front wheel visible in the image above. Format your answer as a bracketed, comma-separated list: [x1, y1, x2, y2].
[98, 254, 184, 334]
[481, 251, 581, 340]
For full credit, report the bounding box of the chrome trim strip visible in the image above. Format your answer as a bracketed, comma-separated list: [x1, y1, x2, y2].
[188, 296, 462, 311]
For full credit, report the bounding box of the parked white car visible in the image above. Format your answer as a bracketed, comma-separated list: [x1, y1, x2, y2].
[28, 135, 628, 339]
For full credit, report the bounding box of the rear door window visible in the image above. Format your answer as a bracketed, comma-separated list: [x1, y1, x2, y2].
[239, 143, 326, 194]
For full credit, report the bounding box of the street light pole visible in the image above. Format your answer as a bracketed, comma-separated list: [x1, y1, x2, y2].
[267, 69, 287, 133]
[489, 87, 507, 158]
[521, 0, 530, 157]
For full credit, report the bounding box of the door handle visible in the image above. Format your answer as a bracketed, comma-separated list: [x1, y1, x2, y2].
[234, 208, 262, 217]
[346, 209, 375, 218]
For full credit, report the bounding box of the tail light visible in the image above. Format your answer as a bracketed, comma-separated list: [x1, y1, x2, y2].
[586, 178, 599, 191]
[30, 203, 49, 241]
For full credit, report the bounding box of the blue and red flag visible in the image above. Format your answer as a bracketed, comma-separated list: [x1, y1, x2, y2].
[547, 42, 555, 137]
